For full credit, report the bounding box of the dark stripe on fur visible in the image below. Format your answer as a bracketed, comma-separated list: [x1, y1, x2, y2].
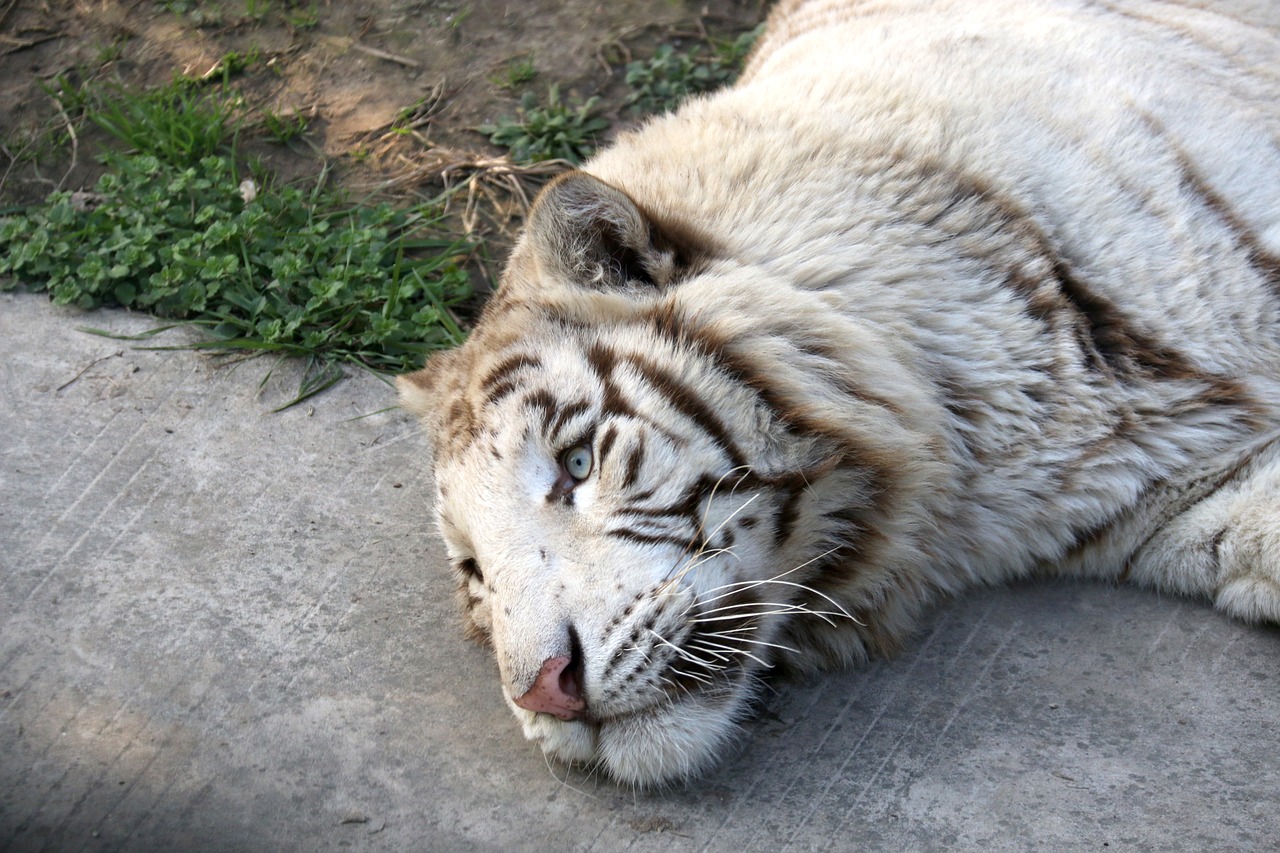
[1166, 143, 1280, 294]
[641, 304, 903, 588]
[480, 353, 542, 404]
[643, 303, 901, 487]
[585, 343, 639, 420]
[646, 303, 909, 442]
[617, 475, 720, 532]
[820, 505, 874, 560]
[622, 353, 748, 470]
[596, 423, 620, 467]
[774, 483, 807, 547]
[521, 389, 561, 432]
[622, 438, 646, 490]
[588, 340, 746, 468]
[1049, 256, 1195, 377]
[445, 399, 479, 453]
[1086, 0, 1269, 73]
[482, 378, 522, 407]
[606, 527, 693, 549]
[549, 398, 591, 443]
[919, 168, 1207, 380]
[1127, 109, 1280, 292]
[917, 165, 1269, 427]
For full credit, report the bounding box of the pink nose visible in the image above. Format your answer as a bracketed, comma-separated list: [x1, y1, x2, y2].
[512, 656, 586, 720]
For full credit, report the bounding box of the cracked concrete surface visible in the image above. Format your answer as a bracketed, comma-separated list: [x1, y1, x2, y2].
[2, 290, 1278, 852]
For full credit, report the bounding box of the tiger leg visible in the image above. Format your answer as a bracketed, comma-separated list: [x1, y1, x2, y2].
[1125, 442, 1280, 624]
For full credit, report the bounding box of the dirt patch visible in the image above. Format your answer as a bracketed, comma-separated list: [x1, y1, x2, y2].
[1, 0, 767, 277]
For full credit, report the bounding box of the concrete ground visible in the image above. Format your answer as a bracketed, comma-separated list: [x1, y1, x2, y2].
[2, 289, 1278, 852]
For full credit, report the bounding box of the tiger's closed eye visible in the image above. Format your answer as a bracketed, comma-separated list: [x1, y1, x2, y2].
[561, 444, 593, 480]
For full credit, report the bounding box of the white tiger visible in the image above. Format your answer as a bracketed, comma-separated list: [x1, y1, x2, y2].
[397, 0, 1280, 786]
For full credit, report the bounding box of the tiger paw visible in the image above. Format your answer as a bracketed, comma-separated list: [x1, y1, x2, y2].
[1213, 498, 1280, 624]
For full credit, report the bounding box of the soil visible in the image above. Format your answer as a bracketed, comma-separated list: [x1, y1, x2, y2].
[0, 0, 767, 278]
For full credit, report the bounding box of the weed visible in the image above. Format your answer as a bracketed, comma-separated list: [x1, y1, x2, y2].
[479, 84, 608, 164]
[282, 2, 319, 30]
[492, 56, 537, 90]
[2, 78, 473, 401]
[213, 48, 262, 77]
[42, 73, 91, 116]
[0, 154, 472, 379]
[260, 108, 309, 143]
[82, 78, 243, 166]
[392, 96, 435, 135]
[625, 43, 720, 114]
[95, 39, 129, 65]
[624, 25, 764, 114]
[0, 121, 66, 172]
[448, 7, 472, 29]
[157, 0, 223, 27]
[244, 0, 271, 22]
[712, 24, 765, 70]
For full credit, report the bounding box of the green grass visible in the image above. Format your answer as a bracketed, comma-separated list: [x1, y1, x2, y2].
[155, 0, 223, 27]
[259, 107, 309, 143]
[243, 0, 271, 23]
[491, 55, 537, 90]
[282, 3, 320, 31]
[81, 77, 244, 165]
[1, 17, 764, 407]
[1, 77, 472, 406]
[479, 84, 608, 164]
[625, 25, 763, 114]
[478, 27, 761, 162]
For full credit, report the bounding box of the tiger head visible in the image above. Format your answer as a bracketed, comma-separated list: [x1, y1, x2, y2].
[397, 171, 940, 786]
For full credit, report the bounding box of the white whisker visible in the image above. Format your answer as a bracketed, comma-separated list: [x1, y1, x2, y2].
[659, 675, 690, 695]
[692, 607, 847, 627]
[667, 665, 715, 685]
[685, 637, 769, 667]
[711, 579, 859, 622]
[692, 598, 826, 616]
[622, 644, 651, 663]
[648, 629, 715, 668]
[664, 547, 741, 589]
[705, 634, 801, 656]
[661, 466, 757, 583]
[703, 492, 761, 544]
[702, 466, 754, 523]
[697, 623, 761, 635]
[661, 467, 749, 566]
[693, 547, 840, 603]
[681, 640, 735, 663]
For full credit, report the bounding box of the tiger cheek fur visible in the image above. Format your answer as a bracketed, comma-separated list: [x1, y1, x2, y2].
[398, 0, 1280, 787]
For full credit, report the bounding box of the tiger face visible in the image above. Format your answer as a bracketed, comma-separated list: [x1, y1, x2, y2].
[398, 172, 914, 785]
[423, 331, 790, 785]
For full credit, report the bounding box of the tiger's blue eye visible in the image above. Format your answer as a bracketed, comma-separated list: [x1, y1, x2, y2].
[562, 444, 593, 480]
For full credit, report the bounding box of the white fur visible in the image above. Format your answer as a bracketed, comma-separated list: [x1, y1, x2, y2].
[398, 0, 1280, 786]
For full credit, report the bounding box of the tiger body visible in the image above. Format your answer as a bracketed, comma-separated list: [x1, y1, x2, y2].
[398, 0, 1280, 786]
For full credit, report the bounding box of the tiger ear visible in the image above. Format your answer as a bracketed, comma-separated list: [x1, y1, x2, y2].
[396, 347, 465, 440]
[523, 171, 704, 290]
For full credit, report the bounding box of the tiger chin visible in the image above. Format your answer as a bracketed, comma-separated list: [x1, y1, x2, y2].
[397, 0, 1280, 787]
